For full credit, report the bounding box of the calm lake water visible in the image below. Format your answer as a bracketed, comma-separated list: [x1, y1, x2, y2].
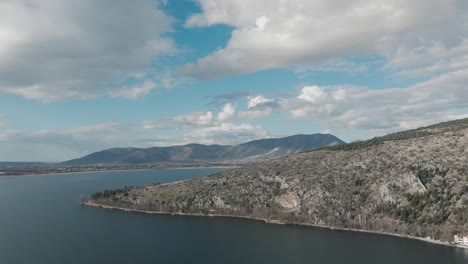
[0, 168, 466, 264]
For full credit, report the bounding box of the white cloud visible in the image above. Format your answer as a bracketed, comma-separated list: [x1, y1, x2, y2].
[239, 95, 276, 119]
[272, 68, 468, 131]
[180, 0, 468, 79]
[144, 121, 269, 147]
[0, 0, 175, 102]
[255, 16, 270, 31]
[201, 67, 468, 135]
[217, 102, 236, 122]
[140, 102, 268, 146]
[246, 95, 273, 108]
[142, 111, 214, 129]
[110, 81, 157, 100]
[385, 40, 468, 78]
[144, 102, 238, 129]
[297, 86, 327, 103]
[183, 123, 268, 145]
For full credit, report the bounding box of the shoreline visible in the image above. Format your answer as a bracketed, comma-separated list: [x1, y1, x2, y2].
[84, 201, 468, 251]
[0, 166, 236, 177]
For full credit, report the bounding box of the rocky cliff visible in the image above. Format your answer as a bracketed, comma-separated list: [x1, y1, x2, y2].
[90, 119, 468, 242]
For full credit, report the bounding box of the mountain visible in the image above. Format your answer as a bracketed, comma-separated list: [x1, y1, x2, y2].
[63, 134, 345, 165]
[89, 118, 468, 243]
[217, 134, 343, 162]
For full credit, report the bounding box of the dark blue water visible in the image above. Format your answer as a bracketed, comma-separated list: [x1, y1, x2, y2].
[0, 169, 466, 264]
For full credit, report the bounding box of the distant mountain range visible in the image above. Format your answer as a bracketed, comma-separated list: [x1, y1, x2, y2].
[63, 134, 345, 165]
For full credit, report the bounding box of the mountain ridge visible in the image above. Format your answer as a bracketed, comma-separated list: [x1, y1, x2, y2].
[63, 133, 345, 165]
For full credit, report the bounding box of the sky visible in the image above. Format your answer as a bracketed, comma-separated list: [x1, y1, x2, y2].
[1, 0, 468, 161]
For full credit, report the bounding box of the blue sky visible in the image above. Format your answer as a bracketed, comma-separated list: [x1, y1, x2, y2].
[1, 0, 468, 161]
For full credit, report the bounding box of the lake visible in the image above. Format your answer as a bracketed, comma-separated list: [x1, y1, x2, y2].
[0, 168, 466, 264]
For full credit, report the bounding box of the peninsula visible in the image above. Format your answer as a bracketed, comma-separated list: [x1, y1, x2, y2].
[87, 118, 468, 246]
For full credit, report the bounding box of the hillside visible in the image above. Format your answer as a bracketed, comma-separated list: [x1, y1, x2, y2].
[64, 134, 344, 165]
[89, 118, 468, 242]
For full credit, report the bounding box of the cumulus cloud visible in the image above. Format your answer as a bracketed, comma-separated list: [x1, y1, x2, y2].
[239, 95, 276, 119]
[183, 123, 268, 145]
[142, 111, 214, 129]
[297, 86, 327, 103]
[143, 102, 238, 129]
[255, 16, 270, 31]
[110, 81, 157, 100]
[180, 0, 468, 79]
[141, 102, 268, 146]
[243, 68, 468, 132]
[217, 102, 236, 122]
[0, 0, 175, 102]
[245, 95, 274, 109]
[144, 122, 269, 146]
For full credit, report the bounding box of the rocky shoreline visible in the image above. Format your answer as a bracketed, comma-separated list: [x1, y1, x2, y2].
[83, 201, 468, 250]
